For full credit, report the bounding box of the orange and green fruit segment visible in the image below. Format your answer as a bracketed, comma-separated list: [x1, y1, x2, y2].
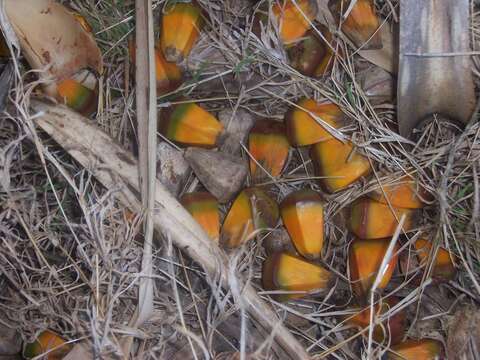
[331, 0, 382, 49]
[388, 339, 444, 360]
[272, 0, 318, 44]
[349, 238, 398, 297]
[287, 30, 327, 76]
[285, 98, 345, 146]
[160, 2, 203, 62]
[347, 297, 406, 344]
[415, 239, 456, 280]
[159, 102, 224, 147]
[57, 78, 97, 115]
[313, 30, 339, 77]
[181, 192, 220, 242]
[221, 187, 279, 248]
[154, 48, 182, 95]
[262, 252, 332, 301]
[280, 189, 324, 260]
[128, 39, 182, 95]
[348, 197, 416, 239]
[24, 330, 72, 360]
[368, 176, 427, 209]
[248, 119, 290, 182]
[311, 138, 371, 193]
[287, 27, 337, 77]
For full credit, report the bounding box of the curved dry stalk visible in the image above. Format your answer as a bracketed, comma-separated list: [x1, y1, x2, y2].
[30, 100, 310, 360]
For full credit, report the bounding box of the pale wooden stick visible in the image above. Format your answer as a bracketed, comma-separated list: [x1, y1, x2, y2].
[134, 0, 157, 327]
[31, 100, 310, 359]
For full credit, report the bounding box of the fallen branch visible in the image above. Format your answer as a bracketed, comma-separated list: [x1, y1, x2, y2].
[31, 100, 310, 359]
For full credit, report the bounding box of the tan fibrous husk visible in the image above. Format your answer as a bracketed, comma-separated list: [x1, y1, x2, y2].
[4, 0, 103, 96]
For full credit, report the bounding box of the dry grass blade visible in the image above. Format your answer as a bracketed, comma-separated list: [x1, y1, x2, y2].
[30, 101, 309, 359]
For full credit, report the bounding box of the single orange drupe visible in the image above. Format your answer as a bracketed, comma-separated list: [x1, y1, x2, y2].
[348, 197, 417, 239]
[24, 330, 72, 360]
[262, 252, 332, 301]
[347, 297, 406, 344]
[311, 138, 371, 193]
[248, 119, 290, 182]
[287, 27, 339, 77]
[181, 192, 220, 242]
[280, 189, 324, 260]
[415, 239, 456, 280]
[129, 39, 182, 95]
[221, 187, 279, 248]
[331, 0, 382, 49]
[57, 78, 97, 115]
[160, 2, 203, 62]
[159, 102, 224, 147]
[285, 98, 345, 146]
[272, 0, 318, 44]
[388, 339, 444, 360]
[369, 176, 428, 209]
[349, 238, 398, 297]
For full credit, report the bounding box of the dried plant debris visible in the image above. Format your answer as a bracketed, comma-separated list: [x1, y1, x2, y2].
[0, 0, 480, 359]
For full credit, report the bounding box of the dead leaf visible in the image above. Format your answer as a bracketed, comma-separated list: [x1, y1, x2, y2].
[0, 324, 21, 356]
[358, 24, 397, 73]
[447, 306, 480, 360]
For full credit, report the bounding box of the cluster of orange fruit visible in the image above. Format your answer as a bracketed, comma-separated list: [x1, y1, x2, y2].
[23, 1, 455, 359]
[147, 1, 454, 359]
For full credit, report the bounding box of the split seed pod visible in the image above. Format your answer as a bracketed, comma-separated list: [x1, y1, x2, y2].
[160, 2, 203, 62]
[159, 102, 224, 147]
[248, 119, 290, 182]
[280, 189, 324, 260]
[285, 99, 345, 146]
[330, 0, 382, 49]
[24, 330, 72, 360]
[271, 0, 318, 44]
[347, 298, 406, 344]
[415, 239, 456, 280]
[262, 252, 332, 301]
[311, 138, 371, 193]
[129, 40, 182, 95]
[287, 27, 338, 77]
[387, 339, 444, 360]
[180, 192, 220, 242]
[349, 238, 398, 297]
[5, 0, 103, 98]
[349, 197, 417, 239]
[221, 187, 279, 248]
